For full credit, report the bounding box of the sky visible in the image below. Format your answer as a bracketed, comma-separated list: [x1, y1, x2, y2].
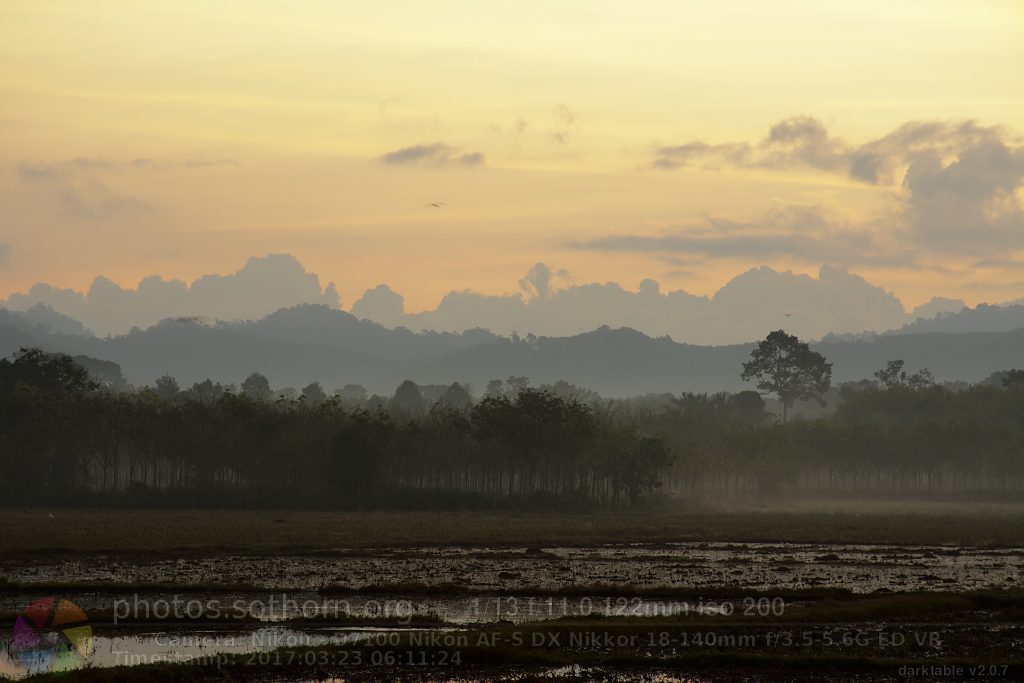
[1, 0, 1022, 314]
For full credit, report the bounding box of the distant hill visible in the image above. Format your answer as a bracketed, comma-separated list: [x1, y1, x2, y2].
[7, 304, 92, 337]
[885, 304, 1024, 336]
[1, 304, 1022, 396]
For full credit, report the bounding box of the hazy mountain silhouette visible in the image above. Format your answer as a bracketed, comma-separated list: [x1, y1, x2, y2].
[0, 304, 90, 337]
[885, 303, 1024, 336]
[2, 303, 1021, 396]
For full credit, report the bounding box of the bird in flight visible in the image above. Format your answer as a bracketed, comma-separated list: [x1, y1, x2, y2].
[784, 313, 793, 317]
[425, 201, 447, 208]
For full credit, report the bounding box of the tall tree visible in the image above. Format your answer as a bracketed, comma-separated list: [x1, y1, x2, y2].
[392, 379, 425, 418]
[301, 381, 327, 406]
[241, 372, 273, 402]
[154, 374, 180, 401]
[438, 382, 473, 411]
[741, 330, 832, 422]
[0, 348, 98, 397]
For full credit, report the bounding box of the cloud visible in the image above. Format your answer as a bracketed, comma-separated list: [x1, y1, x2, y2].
[5, 253, 972, 345]
[351, 284, 405, 327]
[910, 297, 966, 320]
[652, 116, 1021, 187]
[17, 160, 144, 219]
[900, 136, 1024, 252]
[15, 156, 239, 219]
[181, 158, 240, 168]
[518, 262, 570, 300]
[575, 205, 918, 269]
[4, 253, 341, 336]
[652, 115, 848, 173]
[380, 262, 911, 344]
[380, 143, 486, 166]
[640, 117, 1024, 264]
[651, 141, 751, 170]
[551, 104, 577, 145]
[974, 257, 1024, 269]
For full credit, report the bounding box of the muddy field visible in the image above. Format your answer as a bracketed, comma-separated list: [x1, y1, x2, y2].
[2, 514, 1023, 681]
[3, 542, 1021, 595]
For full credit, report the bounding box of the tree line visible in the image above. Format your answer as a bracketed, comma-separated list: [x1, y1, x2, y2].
[0, 348, 670, 508]
[1, 331, 1023, 509]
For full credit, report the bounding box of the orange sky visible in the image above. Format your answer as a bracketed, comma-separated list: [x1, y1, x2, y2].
[1, 0, 1022, 311]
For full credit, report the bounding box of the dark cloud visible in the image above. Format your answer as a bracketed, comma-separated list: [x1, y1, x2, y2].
[380, 143, 486, 166]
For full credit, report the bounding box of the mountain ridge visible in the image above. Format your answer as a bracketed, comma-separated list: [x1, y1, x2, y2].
[2, 304, 1021, 396]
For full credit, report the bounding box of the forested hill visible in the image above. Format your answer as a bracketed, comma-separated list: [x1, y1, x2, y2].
[885, 303, 1024, 336]
[1, 304, 1023, 395]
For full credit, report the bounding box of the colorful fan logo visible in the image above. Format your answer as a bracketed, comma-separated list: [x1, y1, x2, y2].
[8, 597, 92, 674]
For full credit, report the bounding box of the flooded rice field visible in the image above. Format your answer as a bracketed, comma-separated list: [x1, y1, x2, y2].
[3, 541, 1021, 594]
[2, 542, 1021, 680]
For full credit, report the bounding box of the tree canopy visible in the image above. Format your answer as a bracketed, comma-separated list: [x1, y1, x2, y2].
[740, 330, 832, 421]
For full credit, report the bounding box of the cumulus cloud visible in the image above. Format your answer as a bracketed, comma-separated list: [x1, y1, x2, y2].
[640, 117, 1024, 264]
[351, 284, 405, 327]
[910, 297, 966, 320]
[900, 135, 1024, 252]
[652, 115, 847, 173]
[5, 253, 965, 344]
[370, 262, 911, 344]
[3, 254, 340, 336]
[518, 263, 570, 300]
[380, 143, 486, 166]
[652, 116, 1021, 187]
